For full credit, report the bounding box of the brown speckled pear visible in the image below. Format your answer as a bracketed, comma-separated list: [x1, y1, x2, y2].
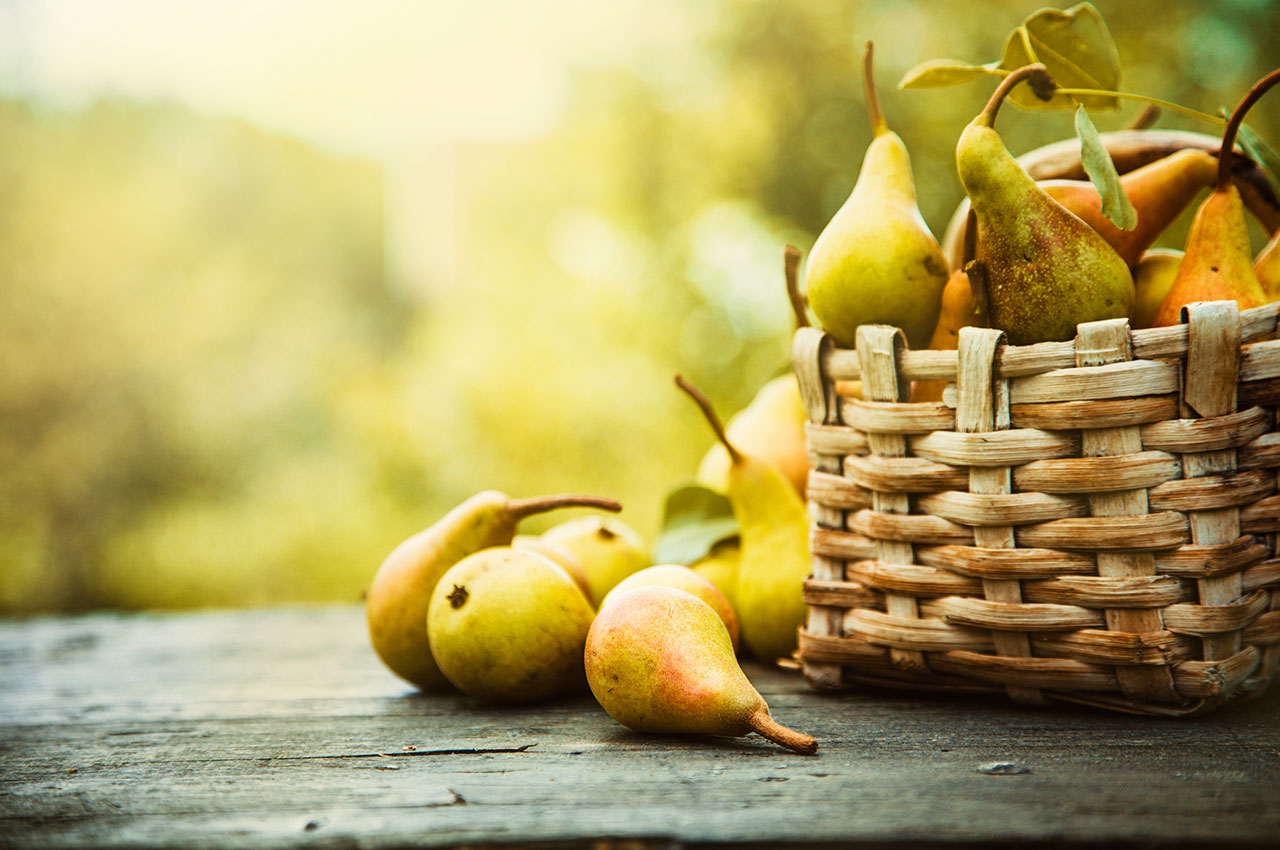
[958, 65, 1133, 344]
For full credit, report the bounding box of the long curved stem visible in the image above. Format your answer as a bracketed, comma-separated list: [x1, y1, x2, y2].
[783, 245, 808, 331]
[674, 374, 741, 465]
[978, 64, 1053, 129]
[1217, 68, 1280, 191]
[506, 495, 622, 522]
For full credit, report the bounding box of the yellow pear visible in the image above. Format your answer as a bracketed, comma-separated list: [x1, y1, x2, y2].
[512, 534, 592, 600]
[690, 537, 741, 612]
[602, 564, 739, 651]
[695, 374, 809, 498]
[585, 586, 817, 754]
[539, 515, 649, 607]
[427, 547, 595, 703]
[804, 41, 949, 349]
[677, 376, 811, 665]
[1130, 249, 1183, 329]
[365, 490, 618, 691]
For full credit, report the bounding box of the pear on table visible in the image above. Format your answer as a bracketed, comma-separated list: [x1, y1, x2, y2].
[602, 564, 740, 651]
[427, 547, 596, 704]
[538, 514, 649, 608]
[365, 490, 619, 691]
[585, 585, 817, 755]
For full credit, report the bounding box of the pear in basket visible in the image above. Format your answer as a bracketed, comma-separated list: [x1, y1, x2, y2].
[803, 41, 949, 349]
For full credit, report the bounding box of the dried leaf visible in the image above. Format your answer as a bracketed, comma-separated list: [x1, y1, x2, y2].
[651, 483, 738, 565]
[1076, 105, 1137, 230]
[898, 59, 996, 90]
[999, 2, 1121, 111]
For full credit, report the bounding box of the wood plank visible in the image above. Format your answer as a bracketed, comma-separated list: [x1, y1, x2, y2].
[2, 607, 1278, 850]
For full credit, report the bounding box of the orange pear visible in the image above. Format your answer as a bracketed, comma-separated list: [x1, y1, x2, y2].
[911, 267, 978, 403]
[1150, 70, 1279, 326]
[1038, 148, 1218, 268]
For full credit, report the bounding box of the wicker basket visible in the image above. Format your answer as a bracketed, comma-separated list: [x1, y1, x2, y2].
[792, 300, 1280, 715]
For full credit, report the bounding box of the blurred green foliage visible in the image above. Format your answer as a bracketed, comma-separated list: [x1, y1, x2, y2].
[2, 0, 1278, 612]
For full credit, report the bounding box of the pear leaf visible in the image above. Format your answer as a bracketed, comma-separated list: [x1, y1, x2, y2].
[651, 482, 739, 566]
[1238, 122, 1280, 192]
[998, 2, 1121, 111]
[898, 59, 997, 90]
[1076, 105, 1137, 230]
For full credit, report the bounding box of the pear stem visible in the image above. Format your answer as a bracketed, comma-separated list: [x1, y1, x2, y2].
[505, 495, 622, 523]
[978, 63, 1053, 129]
[746, 708, 818, 755]
[1217, 68, 1280, 191]
[783, 244, 809, 331]
[861, 40, 889, 137]
[674, 374, 742, 466]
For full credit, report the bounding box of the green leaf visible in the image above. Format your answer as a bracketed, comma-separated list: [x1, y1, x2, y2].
[998, 2, 1121, 111]
[651, 483, 739, 566]
[1075, 106, 1136, 230]
[898, 59, 997, 90]
[1238, 122, 1280, 193]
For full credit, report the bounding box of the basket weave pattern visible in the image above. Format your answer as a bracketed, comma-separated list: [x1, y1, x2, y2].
[793, 301, 1280, 715]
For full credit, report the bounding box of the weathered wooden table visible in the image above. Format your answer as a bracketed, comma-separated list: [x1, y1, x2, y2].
[2, 606, 1277, 849]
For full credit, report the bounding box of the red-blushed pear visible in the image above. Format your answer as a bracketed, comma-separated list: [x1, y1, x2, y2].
[676, 375, 810, 665]
[958, 65, 1134, 344]
[1151, 69, 1280, 326]
[365, 491, 619, 691]
[585, 585, 817, 755]
[602, 564, 740, 651]
[1038, 148, 1218, 268]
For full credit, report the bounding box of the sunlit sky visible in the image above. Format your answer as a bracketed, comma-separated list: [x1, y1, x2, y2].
[0, 0, 688, 158]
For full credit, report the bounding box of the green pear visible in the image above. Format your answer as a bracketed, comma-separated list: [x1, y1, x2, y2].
[427, 547, 595, 703]
[365, 490, 618, 691]
[602, 564, 739, 651]
[585, 585, 817, 754]
[677, 376, 811, 665]
[958, 65, 1133, 344]
[804, 41, 949, 349]
[695, 374, 809, 498]
[691, 537, 741, 612]
[539, 515, 649, 607]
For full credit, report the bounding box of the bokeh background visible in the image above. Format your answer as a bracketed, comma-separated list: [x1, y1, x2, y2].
[2, 0, 1278, 612]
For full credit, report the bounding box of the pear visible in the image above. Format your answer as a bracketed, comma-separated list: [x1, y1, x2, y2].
[1038, 148, 1218, 268]
[365, 490, 619, 691]
[602, 564, 740, 651]
[427, 547, 595, 704]
[958, 65, 1134, 345]
[691, 537, 741, 612]
[1254, 228, 1280, 300]
[695, 374, 809, 498]
[1130, 249, 1183, 329]
[1150, 69, 1280, 326]
[804, 40, 948, 349]
[539, 514, 649, 608]
[911, 267, 978, 403]
[676, 375, 811, 665]
[512, 534, 592, 600]
[585, 585, 817, 755]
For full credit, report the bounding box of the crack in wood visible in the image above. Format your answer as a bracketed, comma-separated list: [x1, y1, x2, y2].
[272, 743, 538, 761]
